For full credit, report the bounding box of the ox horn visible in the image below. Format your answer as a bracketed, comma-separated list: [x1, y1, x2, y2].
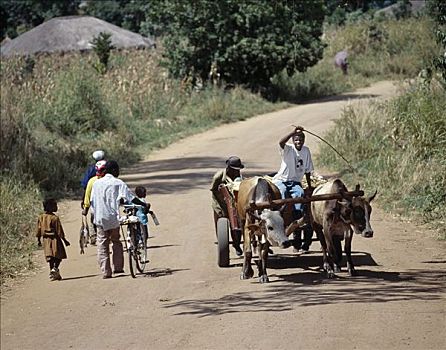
[340, 189, 352, 200]
[279, 203, 287, 213]
[285, 217, 305, 236]
[248, 210, 262, 221]
[368, 190, 378, 202]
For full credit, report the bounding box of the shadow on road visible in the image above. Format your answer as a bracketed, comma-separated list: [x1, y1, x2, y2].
[142, 268, 189, 278]
[122, 156, 278, 195]
[61, 274, 100, 281]
[148, 244, 179, 250]
[163, 268, 445, 317]
[267, 251, 378, 270]
[285, 93, 380, 105]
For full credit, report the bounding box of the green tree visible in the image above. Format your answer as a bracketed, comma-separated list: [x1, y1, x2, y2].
[427, 0, 446, 87]
[324, 0, 398, 26]
[145, 0, 326, 93]
[82, 0, 147, 33]
[0, 0, 80, 39]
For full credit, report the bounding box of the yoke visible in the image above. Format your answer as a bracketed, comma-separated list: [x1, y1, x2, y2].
[247, 188, 364, 212]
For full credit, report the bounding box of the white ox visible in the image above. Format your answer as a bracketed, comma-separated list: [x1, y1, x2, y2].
[237, 177, 293, 283]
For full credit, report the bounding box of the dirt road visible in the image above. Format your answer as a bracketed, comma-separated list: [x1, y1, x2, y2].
[1, 81, 445, 350]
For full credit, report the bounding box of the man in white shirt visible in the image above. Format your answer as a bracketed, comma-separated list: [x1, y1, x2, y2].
[91, 160, 148, 278]
[273, 126, 314, 254]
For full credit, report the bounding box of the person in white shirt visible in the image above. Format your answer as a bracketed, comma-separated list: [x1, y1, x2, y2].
[90, 160, 148, 279]
[273, 126, 314, 254]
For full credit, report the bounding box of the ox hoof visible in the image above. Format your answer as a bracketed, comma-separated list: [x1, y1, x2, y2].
[334, 264, 341, 273]
[240, 270, 254, 280]
[326, 270, 335, 279]
[348, 268, 357, 276]
[259, 275, 270, 283]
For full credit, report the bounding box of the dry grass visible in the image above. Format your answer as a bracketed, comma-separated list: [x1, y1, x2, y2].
[317, 81, 446, 239]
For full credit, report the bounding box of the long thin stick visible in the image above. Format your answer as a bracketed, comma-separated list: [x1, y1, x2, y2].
[293, 125, 356, 174]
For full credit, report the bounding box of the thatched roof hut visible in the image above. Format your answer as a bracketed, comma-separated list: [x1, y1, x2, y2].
[1, 15, 155, 57]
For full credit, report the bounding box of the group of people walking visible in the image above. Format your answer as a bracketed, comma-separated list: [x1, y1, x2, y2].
[36, 152, 151, 280]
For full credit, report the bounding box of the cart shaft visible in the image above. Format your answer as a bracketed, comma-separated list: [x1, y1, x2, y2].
[249, 190, 364, 210]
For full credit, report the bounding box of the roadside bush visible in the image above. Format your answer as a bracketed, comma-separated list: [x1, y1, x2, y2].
[271, 64, 354, 102]
[317, 82, 446, 238]
[0, 176, 42, 284]
[40, 68, 114, 136]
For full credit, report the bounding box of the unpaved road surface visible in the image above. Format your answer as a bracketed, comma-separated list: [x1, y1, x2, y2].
[2, 81, 445, 350]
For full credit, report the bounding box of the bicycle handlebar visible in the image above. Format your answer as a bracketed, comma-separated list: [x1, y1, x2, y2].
[123, 204, 144, 209]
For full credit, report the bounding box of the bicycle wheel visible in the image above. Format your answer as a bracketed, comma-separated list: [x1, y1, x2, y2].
[127, 225, 137, 278]
[136, 224, 148, 273]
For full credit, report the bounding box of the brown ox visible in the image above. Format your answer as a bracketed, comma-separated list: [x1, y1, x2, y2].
[311, 179, 376, 278]
[237, 177, 295, 283]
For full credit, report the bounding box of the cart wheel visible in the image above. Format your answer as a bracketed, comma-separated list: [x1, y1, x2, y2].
[217, 218, 230, 267]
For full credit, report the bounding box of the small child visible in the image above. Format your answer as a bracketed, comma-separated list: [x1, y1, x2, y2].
[36, 199, 70, 281]
[135, 186, 150, 241]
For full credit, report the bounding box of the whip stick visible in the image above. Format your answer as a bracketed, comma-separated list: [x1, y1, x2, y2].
[292, 125, 356, 174]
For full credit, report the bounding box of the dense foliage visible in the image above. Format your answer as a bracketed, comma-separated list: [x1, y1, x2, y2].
[1, 0, 402, 41]
[0, 0, 81, 39]
[0, 0, 149, 39]
[317, 82, 446, 238]
[81, 0, 147, 33]
[324, 0, 400, 26]
[426, 0, 446, 88]
[144, 0, 326, 92]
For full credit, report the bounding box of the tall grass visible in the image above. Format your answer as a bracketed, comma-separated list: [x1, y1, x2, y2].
[317, 81, 446, 238]
[0, 177, 42, 284]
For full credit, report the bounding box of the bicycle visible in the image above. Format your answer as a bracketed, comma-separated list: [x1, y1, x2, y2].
[120, 204, 148, 278]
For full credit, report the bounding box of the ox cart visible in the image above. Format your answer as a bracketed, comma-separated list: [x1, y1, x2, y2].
[215, 181, 364, 267]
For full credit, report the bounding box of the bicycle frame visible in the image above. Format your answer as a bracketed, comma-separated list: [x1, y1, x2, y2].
[120, 204, 147, 278]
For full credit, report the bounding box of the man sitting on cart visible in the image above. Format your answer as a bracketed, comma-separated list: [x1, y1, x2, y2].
[273, 126, 314, 254]
[211, 156, 244, 256]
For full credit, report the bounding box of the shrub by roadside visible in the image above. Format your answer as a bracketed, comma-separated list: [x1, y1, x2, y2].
[317, 81, 446, 239]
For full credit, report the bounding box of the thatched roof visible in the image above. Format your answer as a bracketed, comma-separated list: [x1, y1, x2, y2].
[1, 16, 155, 57]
